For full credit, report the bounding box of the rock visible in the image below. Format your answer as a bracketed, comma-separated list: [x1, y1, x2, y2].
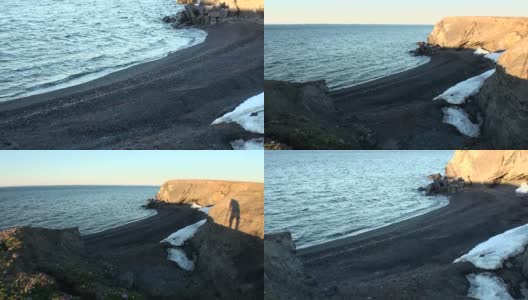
[264, 232, 320, 299]
[156, 180, 264, 238]
[189, 221, 263, 299]
[428, 17, 528, 52]
[445, 151, 528, 186]
[428, 173, 443, 181]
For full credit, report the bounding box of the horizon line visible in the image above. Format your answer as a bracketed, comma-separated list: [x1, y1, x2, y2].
[264, 22, 435, 26]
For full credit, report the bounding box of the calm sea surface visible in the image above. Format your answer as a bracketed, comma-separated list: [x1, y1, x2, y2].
[265, 151, 453, 248]
[265, 25, 433, 90]
[0, 186, 158, 235]
[0, 0, 206, 101]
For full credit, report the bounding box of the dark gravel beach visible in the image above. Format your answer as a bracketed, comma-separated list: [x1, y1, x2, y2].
[332, 49, 495, 149]
[297, 184, 528, 299]
[265, 49, 495, 150]
[0, 23, 263, 149]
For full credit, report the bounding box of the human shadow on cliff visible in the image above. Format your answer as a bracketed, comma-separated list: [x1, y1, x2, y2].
[228, 199, 241, 230]
[265, 48, 505, 150]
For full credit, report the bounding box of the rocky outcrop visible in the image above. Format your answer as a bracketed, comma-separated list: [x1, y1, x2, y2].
[264, 232, 319, 299]
[156, 179, 264, 238]
[445, 150, 528, 185]
[475, 38, 528, 148]
[419, 174, 466, 195]
[264, 80, 376, 149]
[189, 221, 263, 299]
[170, 0, 263, 27]
[428, 17, 528, 52]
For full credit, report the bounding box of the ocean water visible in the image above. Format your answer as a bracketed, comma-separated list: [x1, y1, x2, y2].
[265, 25, 433, 90]
[265, 151, 453, 248]
[0, 186, 158, 235]
[0, 0, 206, 102]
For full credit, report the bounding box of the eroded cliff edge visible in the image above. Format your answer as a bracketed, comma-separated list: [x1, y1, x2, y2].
[446, 150, 528, 185]
[428, 17, 528, 148]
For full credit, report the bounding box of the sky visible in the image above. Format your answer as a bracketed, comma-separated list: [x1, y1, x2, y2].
[0, 151, 263, 187]
[265, 0, 528, 25]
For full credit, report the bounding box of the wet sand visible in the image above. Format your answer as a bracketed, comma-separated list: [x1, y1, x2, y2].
[297, 185, 528, 299]
[0, 23, 263, 149]
[332, 49, 495, 149]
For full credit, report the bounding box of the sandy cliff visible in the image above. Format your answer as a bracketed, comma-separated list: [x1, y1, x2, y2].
[428, 17, 528, 52]
[445, 150, 528, 185]
[156, 179, 264, 238]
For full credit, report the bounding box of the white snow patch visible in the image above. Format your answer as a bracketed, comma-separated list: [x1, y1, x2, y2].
[190, 203, 202, 209]
[161, 219, 207, 247]
[454, 224, 528, 269]
[212, 93, 264, 134]
[434, 69, 495, 105]
[474, 48, 491, 55]
[516, 183, 528, 194]
[198, 206, 212, 214]
[167, 248, 194, 271]
[466, 273, 514, 300]
[230, 138, 263, 150]
[442, 107, 481, 138]
[484, 52, 504, 63]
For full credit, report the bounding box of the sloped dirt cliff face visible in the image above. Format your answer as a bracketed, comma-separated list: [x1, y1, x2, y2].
[156, 180, 264, 238]
[476, 38, 528, 148]
[445, 150, 528, 185]
[428, 17, 528, 52]
[0, 227, 144, 299]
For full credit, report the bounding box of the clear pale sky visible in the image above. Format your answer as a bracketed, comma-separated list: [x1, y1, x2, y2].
[0, 151, 263, 187]
[265, 0, 528, 25]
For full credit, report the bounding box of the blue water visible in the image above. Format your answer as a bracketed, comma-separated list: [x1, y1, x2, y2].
[265, 150, 453, 248]
[265, 25, 433, 90]
[0, 0, 206, 102]
[0, 185, 158, 235]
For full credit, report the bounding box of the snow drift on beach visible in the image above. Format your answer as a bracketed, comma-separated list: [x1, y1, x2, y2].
[161, 219, 207, 247]
[231, 138, 264, 150]
[516, 183, 528, 194]
[454, 224, 528, 269]
[434, 69, 495, 105]
[442, 107, 481, 138]
[167, 248, 194, 271]
[212, 93, 264, 134]
[466, 273, 514, 300]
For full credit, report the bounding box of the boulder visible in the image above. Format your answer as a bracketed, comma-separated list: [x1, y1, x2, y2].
[428, 17, 528, 52]
[189, 221, 263, 299]
[445, 151, 528, 185]
[264, 232, 320, 299]
[156, 180, 264, 238]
